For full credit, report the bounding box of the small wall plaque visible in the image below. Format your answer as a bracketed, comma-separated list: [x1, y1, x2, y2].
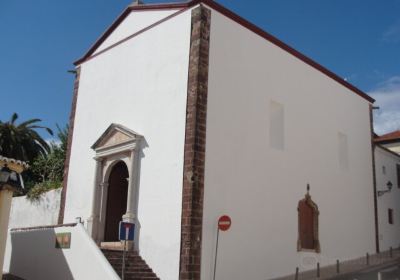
[55, 232, 71, 249]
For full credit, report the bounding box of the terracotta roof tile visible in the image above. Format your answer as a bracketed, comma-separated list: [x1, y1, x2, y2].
[375, 130, 400, 143]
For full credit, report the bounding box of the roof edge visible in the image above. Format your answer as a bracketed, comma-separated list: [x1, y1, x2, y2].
[375, 138, 400, 145]
[74, 1, 196, 65]
[376, 144, 400, 159]
[200, 0, 374, 103]
[74, 0, 374, 103]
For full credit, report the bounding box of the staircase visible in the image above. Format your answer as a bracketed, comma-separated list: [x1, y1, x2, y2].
[102, 249, 160, 280]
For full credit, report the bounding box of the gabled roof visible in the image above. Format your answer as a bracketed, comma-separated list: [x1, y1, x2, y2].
[375, 130, 400, 144]
[74, 0, 374, 103]
[74, 1, 192, 66]
[91, 123, 142, 150]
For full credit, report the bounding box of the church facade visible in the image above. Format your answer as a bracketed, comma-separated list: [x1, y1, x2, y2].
[60, 1, 382, 279]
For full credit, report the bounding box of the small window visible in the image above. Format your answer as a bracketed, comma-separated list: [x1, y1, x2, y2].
[397, 164, 400, 188]
[269, 100, 284, 150]
[297, 187, 320, 253]
[338, 132, 349, 169]
[388, 209, 394, 225]
[382, 165, 386, 175]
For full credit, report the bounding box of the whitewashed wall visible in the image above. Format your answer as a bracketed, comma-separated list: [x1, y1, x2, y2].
[94, 9, 179, 54]
[64, 9, 192, 280]
[375, 146, 400, 251]
[201, 7, 375, 280]
[3, 224, 119, 280]
[8, 189, 61, 229]
[380, 142, 400, 155]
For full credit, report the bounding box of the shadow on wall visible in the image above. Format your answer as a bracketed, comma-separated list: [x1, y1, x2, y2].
[9, 229, 74, 280]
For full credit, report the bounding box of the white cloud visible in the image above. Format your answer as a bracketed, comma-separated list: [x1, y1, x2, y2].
[382, 20, 400, 43]
[45, 138, 61, 147]
[369, 76, 400, 135]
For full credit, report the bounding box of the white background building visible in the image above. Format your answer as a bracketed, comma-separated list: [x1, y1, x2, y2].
[374, 145, 400, 252]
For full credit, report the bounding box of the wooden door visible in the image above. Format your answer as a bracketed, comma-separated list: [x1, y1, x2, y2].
[104, 161, 129, 241]
[299, 201, 314, 250]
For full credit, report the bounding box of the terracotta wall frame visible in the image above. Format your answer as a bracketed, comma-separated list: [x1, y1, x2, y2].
[179, 5, 211, 280]
[297, 189, 321, 253]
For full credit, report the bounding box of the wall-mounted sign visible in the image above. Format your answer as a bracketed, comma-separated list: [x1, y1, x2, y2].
[218, 215, 232, 231]
[55, 232, 71, 249]
[119, 221, 135, 241]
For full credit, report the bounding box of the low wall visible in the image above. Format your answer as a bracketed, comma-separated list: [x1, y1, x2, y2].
[8, 188, 61, 229]
[3, 224, 119, 280]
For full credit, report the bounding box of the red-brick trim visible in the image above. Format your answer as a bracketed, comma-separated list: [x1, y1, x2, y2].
[369, 104, 380, 253]
[74, 2, 199, 66]
[58, 68, 81, 224]
[179, 5, 210, 280]
[74, 7, 190, 66]
[374, 130, 400, 144]
[202, 0, 374, 103]
[297, 188, 320, 253]
[11, 223, 77, 232]
[74, 0, 374, 103]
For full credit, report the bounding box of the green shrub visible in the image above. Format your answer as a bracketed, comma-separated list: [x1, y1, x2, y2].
[27, 180, 62, 201]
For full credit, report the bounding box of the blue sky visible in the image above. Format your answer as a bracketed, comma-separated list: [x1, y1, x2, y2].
[0, 0, 399, 140]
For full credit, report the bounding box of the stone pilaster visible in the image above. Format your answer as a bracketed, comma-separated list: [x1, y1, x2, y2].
[179, 5, 211, 280]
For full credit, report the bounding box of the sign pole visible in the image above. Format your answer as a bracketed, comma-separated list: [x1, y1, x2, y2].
[213, 226, 220, 280]
[119, 221, 135, 280]
[213, 215, 231, 280]
[122, 227, 128, 280]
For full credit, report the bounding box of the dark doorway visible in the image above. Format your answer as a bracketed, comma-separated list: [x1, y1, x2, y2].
[104, 161, 129, 241]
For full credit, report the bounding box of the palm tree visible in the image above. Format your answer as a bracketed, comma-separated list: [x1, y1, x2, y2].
[0, 113, 53, 163]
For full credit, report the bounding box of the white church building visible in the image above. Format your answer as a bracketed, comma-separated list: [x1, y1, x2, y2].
[3, 0, 400, 280]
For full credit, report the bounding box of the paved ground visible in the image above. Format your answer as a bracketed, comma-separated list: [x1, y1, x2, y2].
[330, 262, 400, 280]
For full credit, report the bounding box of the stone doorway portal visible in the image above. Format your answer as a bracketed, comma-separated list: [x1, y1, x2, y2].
[104, 161, 129, 241]
[87, 123, 143, 250]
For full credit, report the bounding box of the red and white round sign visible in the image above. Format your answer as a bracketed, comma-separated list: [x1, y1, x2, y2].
[218, 215, 232, 231]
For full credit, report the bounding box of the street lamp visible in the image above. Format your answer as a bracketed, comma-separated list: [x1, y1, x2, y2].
[377, 181, 393, 197]
[0, 159, 27, 280]
[0, 165, 23, 190]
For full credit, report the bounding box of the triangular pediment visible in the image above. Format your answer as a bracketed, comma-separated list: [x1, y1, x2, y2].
[92, 124, 142, 150]
[74, 4, 186, 65]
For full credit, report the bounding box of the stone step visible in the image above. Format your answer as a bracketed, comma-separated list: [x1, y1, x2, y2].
[100, 241, 126, 251]
[107, 261, 149, 268]
[114, 269, 154, 274]
[106, 256, 146, 262]
[2, 275, 25, 280]
[109, 263, 152, 269]
[102, 249, 160, 280]
[102, 249, 139, 256]
[121, 272, 157, 277]
[107, 258, 147, 263]
[122, 278, 159, 280]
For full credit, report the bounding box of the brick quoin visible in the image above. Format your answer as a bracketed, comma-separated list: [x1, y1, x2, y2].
[58, 68, 81, 224]
[179, 5, 211, 280]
